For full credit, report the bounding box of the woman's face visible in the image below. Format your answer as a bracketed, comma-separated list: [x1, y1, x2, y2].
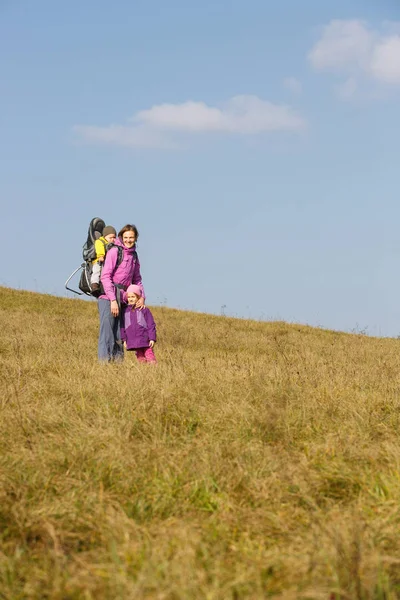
[122, 231, 136, 248]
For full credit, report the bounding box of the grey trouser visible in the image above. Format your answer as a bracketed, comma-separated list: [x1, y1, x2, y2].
[97, 298, 124, 362]
[91, 262, 102, 284]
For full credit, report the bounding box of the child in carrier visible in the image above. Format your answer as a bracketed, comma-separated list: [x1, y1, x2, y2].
[121, 284, 157, 364]
[91, 225, 117, 293]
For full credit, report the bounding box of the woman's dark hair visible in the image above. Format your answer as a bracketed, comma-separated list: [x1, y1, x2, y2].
[118, 224, 139, 240]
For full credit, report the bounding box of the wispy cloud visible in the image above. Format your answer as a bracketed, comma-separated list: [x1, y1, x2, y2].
[283, 77, 302, 95]
[308, 20, 400, 98]
[335, 77, 358, 101]
[74, 95, 306, 149]
[73, 124, 177, 150]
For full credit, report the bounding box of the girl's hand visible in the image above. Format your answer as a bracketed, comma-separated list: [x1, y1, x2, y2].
[110, 300, 119, 317]
[136, 296, 145, 310]
[149, 340, 155, 348]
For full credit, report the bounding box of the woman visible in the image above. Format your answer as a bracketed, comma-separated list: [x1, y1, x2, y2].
[98, 224, 145, 362]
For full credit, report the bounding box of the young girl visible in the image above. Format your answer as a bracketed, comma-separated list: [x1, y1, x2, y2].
[120, 284, 157, 363]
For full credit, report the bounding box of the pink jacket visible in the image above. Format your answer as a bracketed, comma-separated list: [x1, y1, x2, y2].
[100, 239, 145, 302]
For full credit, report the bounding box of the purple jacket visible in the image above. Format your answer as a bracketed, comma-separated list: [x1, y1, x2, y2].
[100, 239, 145, 302]
[120, 306, 157, 350]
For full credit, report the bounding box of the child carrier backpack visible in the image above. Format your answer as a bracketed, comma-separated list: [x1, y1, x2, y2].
[65, 217, 124, 297]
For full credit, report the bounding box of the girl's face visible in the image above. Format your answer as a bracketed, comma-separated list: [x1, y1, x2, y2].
[122, 231, 136, 248]
[127, 293, 140, 306]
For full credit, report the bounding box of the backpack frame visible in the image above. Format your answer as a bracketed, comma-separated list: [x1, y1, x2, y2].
[78, 243, 124, 297]
[65, 217, 127, 297]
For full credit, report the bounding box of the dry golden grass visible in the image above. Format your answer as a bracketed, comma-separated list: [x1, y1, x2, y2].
[1, 286, 400, 599]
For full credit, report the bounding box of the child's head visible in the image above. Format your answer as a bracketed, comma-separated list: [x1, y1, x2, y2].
[126, 284, 142, 306]
[103, 225, 117, 244]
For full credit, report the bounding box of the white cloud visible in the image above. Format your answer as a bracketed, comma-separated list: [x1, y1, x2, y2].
[309, 19, 400, 95]
[309, 20, 374, 72]
[283, 77, 302, 95]
[73, 124, 176, 150]
[335, 77, 358, 100]
[74, 95, 306, 149]
[134, 101, 223, 133]
[370, 36, 400, 83]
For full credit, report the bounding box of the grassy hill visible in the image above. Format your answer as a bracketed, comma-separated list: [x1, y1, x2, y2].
[1, 286, 400, 599]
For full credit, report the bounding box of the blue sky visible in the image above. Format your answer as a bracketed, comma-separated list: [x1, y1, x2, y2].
[2, 0, 400, 336]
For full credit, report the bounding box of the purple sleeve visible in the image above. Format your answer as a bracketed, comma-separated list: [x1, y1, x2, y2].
[146, 309, 157, 342]
[100, 248, 118, 301]
[132, 256, 145, 300]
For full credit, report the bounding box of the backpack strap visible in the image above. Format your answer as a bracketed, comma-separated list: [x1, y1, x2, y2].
[104, 242, 124, 267]
[131, 251, 138, 284]
[116, 246, 124, 267]
[113, 247, 126, 311]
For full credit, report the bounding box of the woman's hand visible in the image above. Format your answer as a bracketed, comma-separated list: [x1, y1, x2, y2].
[110, 300, 119, 317]
[136, 296, 145, 310]
[149, 340, 155, 348]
